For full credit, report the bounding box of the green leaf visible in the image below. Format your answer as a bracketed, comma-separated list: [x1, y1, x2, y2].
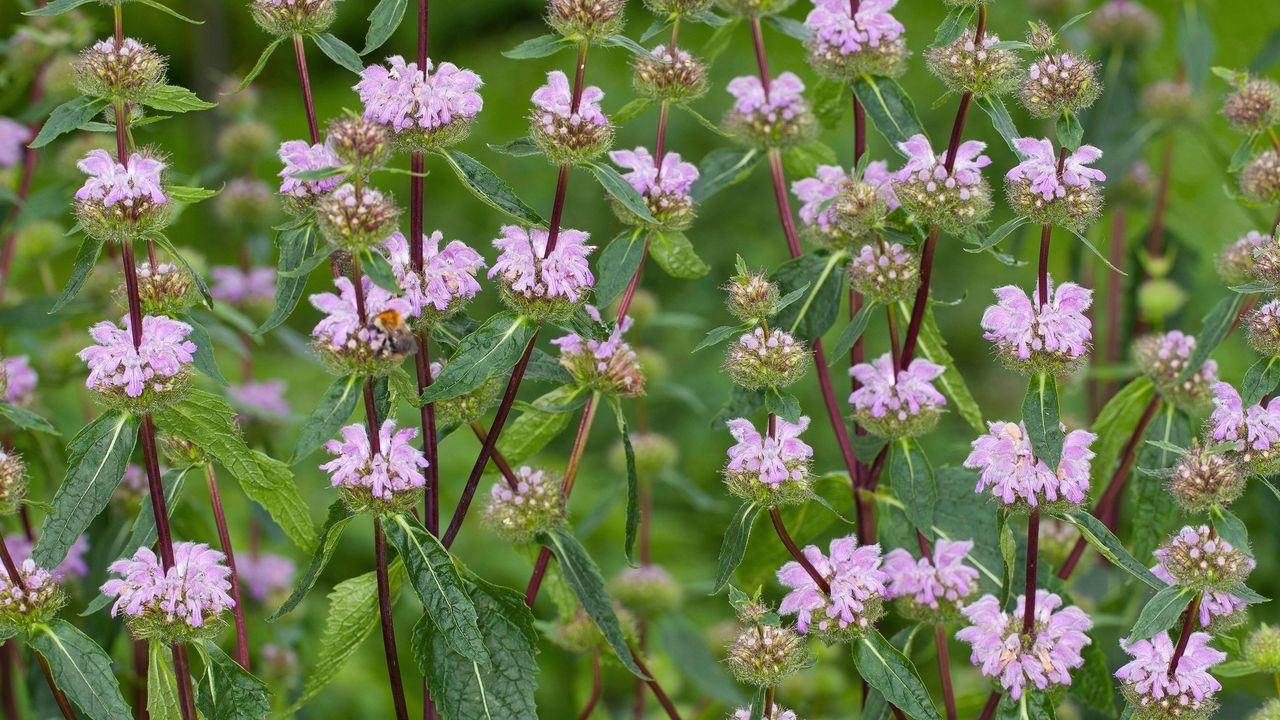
[167, 185, 220, 203]
[713, 502, 761, 593]
[147, 642, 182, 720]
[765, 389, 801, 424]
[605, 395, 641, 566]
[132, 0, 203, 23]
[826, 300, 879, 364]
[612, 97, 652, 124]
[156, 389, 316, 548]
[999, 515, 1017, 605]
[654, 614, 745, 705]
[284, 560, 406, 714]
[270, 501, 355, 621]
[311, 32, 364, 75]
[782, 141, 837, 181]
[1177, 294, 1245, 383]
[386, 514, 489, 667]
[362, 0, 408, 54]
[434, 148, 547, 227]
[1063, 225, 1124, 274]
[763, 14, 811, 41]
[1243, 356, 1280, 405]
[421, 312, 532, 403]
[497, 385, 585, 464]
[50, 234, 106, 314]
[537, 528, 647, 678]
[193, 640, 270, 720]
[503, 34, 573, 59]
[852, 74, 925, 153]
[600, 33, 653, 57]
[359, 247, 399, 292]
[1177, 1, 1215, 90]
[676, 102, 731, 138]
[694, 323, 751, 353]
[852, 630, 943, 720]
[1048, 508, 1163, 589]
[691, 147, 760, 201]
[0, 402, 57, 434]
[901, 302, 985, 433]
[1090, 376, 1157, 490]
[181, 314, 228, 386]
[1129, 405, 1190, 562]
[890, 439, 936, 541]
[588, 162, 658, 224]
[1129, 585, 1193, 641]
[257, 221, 316, 335]
[141, 84, 217, 113]
[1212, 506, 1250, 555]
[487, 136, 541, 158]
[975, 95, 1021, 154]
[28, 620, 132, 720]
[23, 0, 95, 15]
[1071, 637, 1115, 714]
[34, 412, 138, 567]
[230, 38, 284, 94]
[773, 251, 844, 341]
[934, 6, 971, 44]
[995, 692, 1056, 720]
[413, 572, 539, 720]
[1022, 374, 1064, 469]
[967, 216, 1029, 254]
[1055, 112, 1083, 151]
[292, 375, 362, 463]
[30, 96, 110, 148]
[595, 228, 647, 307]
[1230, 134, 1257, 172]
[649, 230, 709, 279]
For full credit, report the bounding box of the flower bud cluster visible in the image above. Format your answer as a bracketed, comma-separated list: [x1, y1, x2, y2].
[115, 262, 194, 316]
[250, 0, 337, 37]
[715, 0, 795, 17]
[1133, 331, 1217, 411]
[1168, 443, 1245, 513]
[1154, 525, 1254, 592]
[726, 622, 809, 686]
[0, 561, 65, 631]
[1222, 75, 1280, 135]
[483, 466, 565, 545]
[1218, 230, 1268, 285]
[218, 120, 275, 169]
[315, 184, 400, 251]
[644, 0, 713, 14]
[327, 116, 391, 175]
[1141, 80, 1197, 125]
[725, 271, 780, 324]
[725, 326, 807, 391]
[0, 451, 27, 515]
[925, 30, 1020, 98]
[1246, 625, 1280, 673]
[553, 307, 645, 397]
[530, 71, 613, 165]
[848, 242, 919, 304]
[73, 38, 165, 101]
[891, 134, 993, 234]
[547, 0, 625, 42]
[723, 73, 816, 150]
[1246, 299, 1280, 357]
[214, 178, 277, 231]
[1019, 49, 1102, 118]
[633, 46, 708, 103]
[429, 361, 501, 426]
[1241, 150, 1280, 205]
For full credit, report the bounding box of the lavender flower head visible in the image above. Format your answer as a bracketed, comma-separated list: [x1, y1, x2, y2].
[891, 134, 993, 233]
[723, 416, 813, 506]
[309, 276, 415, 375]
[955, 590, 1093, 700]
[3, 356, 37, 406]
[848, 241, 920, 304]
[792, 162, 897, 248]
[1134, 331, 1217, 411]
[883, 538, 978, 621]
[1208, 381, 1280, 473]
[73, 38, 166, 101]
[733, 707, 798, 720]
[530, 70, 612, 163]
[78, 314, 196, 411]
[723, 73, 816, 149]
[925, 30, 1021, 98]
[1005, 138, 1106, 231]
[5, 534, 88, 582]
[74, 149, 170, 241]
[0, 118, 31, 169]
[552, 306, 645, 397]
[489, 225, 595, 321]
[483, 466, 566, 545]
[250, 0, 337, 36]
[804, 0, 908, 79]
[1245, 298, 1280, 357]
[848, 354, 946, 439]
[981, 278, 1093, 374]
[383, 230, 486, 325]
[778, 535, 888, 641]
[965, 421, 1096, 509]
[1019, 49, 1102, 119]
[724, 327, 808, 390]
[321, 420, 429, 515]
[1241, 149, 1280, 206]
[608, 147, 699, 229]
[792, 164, 849, 240]
[1154, 524, 1254, 592]
[235, 552, 296, 602]
[102, 542, 235, 642]
[277, 140, 344, 208]
[211, 266, 276, 307]
[1152, 562, 1246, 631]
[632, 45, 708, 102]
[355, 56, 483, 150]
[0, 559, 64, 630]
[1115, 632, 1225, 720]
[1238, 231, 1279, 285]
[228, 380, 291, 420]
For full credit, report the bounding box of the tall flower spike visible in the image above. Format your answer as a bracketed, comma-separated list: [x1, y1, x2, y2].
[722, 415, 813, 506]
[803, 0, 909, 79]
[354, 56, 484, 151]
[1152, 562, 1245, 630]
[74, 149, 171, 242]
[530, 70, 612, 164]
[1005, 138, 1105, 232]
[102, 542, 235, 643]
[552, 306, 645, 397]
[980, 277, 1093, 374]
[608, 147, 699, 230]
[777, 535, 888, 642]
[1134, 331, 1217, 411]
[891, 134, 993, 233]
[308, 276, 416, 376]
[723, 73, 816, 150]
[488, 225, 595, 321]
[848, 353, 946, 439]
[78, 314, 196, 412]
[956, 590, 1092, 700]
[883, 538, 978, 622]
[965, 420, 1096, 509]
[383, 230, 486, 325]
[1115, 632, 1225, 720]
[321, 419, 430, 516]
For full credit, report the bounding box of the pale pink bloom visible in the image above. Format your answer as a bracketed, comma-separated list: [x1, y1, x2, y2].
[488, 225, 595, 302]
[382, 230, 485, 316]
[956, 590, 1092, 700]
[309, 277, 413, 351]
[804, 0, 904, 55]
[725, 416, 813, 486]
[355, 56, 483, 133]
[608, 147, 698, 199]
[532, 70, 606, 125]
[277, 140, 343, 197]
[894, 133, 990, 187]
[792, 164, 848, 233]
[78, 315, 196, 398]
[1115, 632, 1224, 711]
[726, 72, 807, 120]
[228, 380, 291, 418]
[981, 279, 1093, 362]
[778, 535, 888, 635]
[883, 538, 978, 609]
[210, 266, 276, 305]
[848, 353, 946, 420]
[75, 149, 167, 207]
[102, 542, 235, 629]
[1151, 562, 1245, 628]
[5, 533, 88, 581]
[235, 552, 296, 602]
[3, 355, 37, 405]
[964, 421, 1096, 507]
[320, 420, 429, 500]
[1006, 137, 1106, 200]
[1208, 381, 1280, 451]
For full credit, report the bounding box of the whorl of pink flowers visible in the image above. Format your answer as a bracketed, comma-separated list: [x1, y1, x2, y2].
[1151, 562, 1245, 628]
[355, 56, 483, 133]
[981, 278, 1093, 364]
[726, 72, 807, 120]
[1005, 137, 1106, 200]
[1115, 632, 1225, 714]
[277, 140, 343, 197]
[0, 117, 31, 169]
[383, 231, 486, 317]
[75, 149, 167, 207]
[792, 161, 899, 235]
[489, 225, 595, 302]
[804, 0, 904, 55]
[102, 542, 235, 630]
[531, 70, 606, 125]
[210, 266, 276, 305]
[309, 276, 413, 351]
[848, 354, 946, 424]
[724, 415, 813, 486]
[964, 421, 1096, 507]
[894, 133, 990, 188]
[321, 420, 430, 501]
[78, 315, 196, 398]
[883, 538, 978, 610]
[1208, 381, 1280, 453]
[608, 147, 699, 202]
[235, 552, 297, 602]
[778, 535, 888, 635]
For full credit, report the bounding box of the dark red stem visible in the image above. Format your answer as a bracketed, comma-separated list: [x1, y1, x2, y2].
[630, 648, 682, 720]
[292, 35, 320, 144]
[935, 624, 957, 720]
[205, 465, 249, 670]
[373, 519, 411, 720]
[769, 507, 831, 595]
[1167, 593, 1202, 677]
[1022, 510, 1040, 634]
[577, 650, 601, 720]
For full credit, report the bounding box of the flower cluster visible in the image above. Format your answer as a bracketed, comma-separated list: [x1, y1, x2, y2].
[3, 356, 37, 407]
[981, 279, 1093, 374]
[965, 421, 1096, 509]
[1115, 632, 1225, 720]
[956, 590, 1093, 700]
[891, 134, 992, 233]
[1208, 382, 1280, 472]
[116, 261, 194, 316]
[73, 37, 165, 101]
[777, 535, 888, 642]
[211, 266, 277, 307]
[848, 354, 946, 439]
[847, 241, 919, 304]
[732, 707, 798, 720]
[632, 45, 707, 102]
[355, 56, 484, 150]
[383, 230, 486, 325]
[723, 415, 813, 506]
[1004, 138, 1106, 232]
[530, 70, 612, 164]
[250, 0, 337, 36]
[102, 543, 235, 642]
[1134, 331, 1218, 411]
[74, 149, 170, 241]
[1152, 562, 1245, 630]
[1222, 75, 1280, 135]
[235, 552, 296, 602]
[488, 225, 595, 320]
[1241, 149, 1280, 205]
[803, 0, 908, 79]
[1018, 50, 1102, 118]
[724, 326, 808, 390]
[325, 115, 391, 173]
[0, 450, 25, 515]
[608, 147, 699, 229]
[277, 140, 344, 205]
[0, 118, 31, 169]
[321, 420, 430, 515]
[725, 271, 781, 323]
[1154, 525, 1254, 592]
[726, 622, 808, 686]
[552, 306, 645, 397]
[1167, 442, 1245, 513]
[1246, 299, 1280, 357]
[792, 162, 896, 247]
[883, 538, 978, 622]
[546, 0, 625, 41]
[483, 467, 565, 544]
[723, 73, 816, 149]
[79, 314, 196, 411]
[0, 560, 64, 630]
[315, 183, 400, 250]
[309, 277, 415, 375]
[925, 30, 1020, 98]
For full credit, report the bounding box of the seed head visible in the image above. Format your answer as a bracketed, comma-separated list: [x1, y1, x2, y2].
[726, 623, 809, 686]
[1240, 150, 1280, 205]
[1246, 299, 1280, 357]
[1222, 75, 1280, 135]
[1168, 442, 1244, 513]
[482, 467, 566, 545]
[217, 120, 275, 169]
[1089, 0, 1160, 50]
[114, 262, 195, 316]
[1018, 50, 1102, 118]
[0, 561, 65, 632]
[1246, 625, 1280, 673]
[848, 242, 919, 305]
[1154, 525, 1254, 592]
[0, 450, 28, 515]
[1216, 230, 1268, 285]
[547, 0, 626, 42]
[250, 0, 337, 37]
[831, 180, 891, 240]
[315, 184, 400, 251]
[1141, 80, 1198, 125]
[73, 38, 166, 102]
[724, 327, 808, 390]
[725, 271, 780, 324]
[327, 116, 392, 175]
[925, 30, 1021, 98]
[610, 565, 683, 616]
[632, 46, 708, 103]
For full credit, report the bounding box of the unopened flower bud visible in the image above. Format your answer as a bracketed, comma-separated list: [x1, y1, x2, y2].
[1089, 0, 1160, 49]
[715, 0, 795, 17]
[610, 565, 682, 616]
[725, 327, 808, 390]
[0, 450, 28, 515]
[73, 38, 166, 102]
[1216, 230, 1267, 286]
[925, 31, 1021, 98]
[0, 561, 65, 632]
[1025, 21, 1056, 54]
[214, 178, 277, 230]
[315, 184, 399, 251]
[726, 624, 809, 687]
[1137, 278, 1187, 324]
[831, 180, 890, 239]
[633, 46, 708, 103]
[1246, 625, 1280, 673]
[644, 0, 713, 14]
[1134, 332, 1217, 411]
[1154, 525, 1254, 592]
[1222, 76, 1280, 136]
[1168, 442, 1244, 513]
[482, 467, 565, 545]
[115, 262, 194, 316]
[1019, 51, 1102, 118]
[848, 242, 919, 305]
[1141, 80, 1197, 124]
[1241, 150, 1280, 205]
[218, 120, 275, 168]
[250, 0, 336, 37]
[725, 272, 780, 323]
[327, 116, 391, 175]
[547, 0, 625, 42]
[1246, 299, 1280, 357]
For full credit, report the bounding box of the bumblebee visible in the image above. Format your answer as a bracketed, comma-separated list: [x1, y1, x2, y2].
[371, 309, 418, 360]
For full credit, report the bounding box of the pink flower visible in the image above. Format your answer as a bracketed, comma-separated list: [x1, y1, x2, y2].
[883, 538, 978, 609]
[804, 0, 904, 55]
[355, 56, 483, 133]
[964, 421, 1096, 507]
[75, 150, 167, 207]
[235, 552, 296, 602]
[102, 542, 235, 629]
[3, 355, 37, 405]
[551, 306, 644, 396]
[277, 140, 343, 198]
[0, 118, 31, 169]
[1209, 381, 1280, 451]
[777, 535, 888, 635]
[78, 315, 197, 398]
[320, 420, 429, 501]
[792, 164, 847, 233]
[1115, 632, 1224, 713]
[309, 276, 413, 351]
[956, 590, 1093, 700]
[726, 72, 807, 119]
[488, 225, 595, 302]
[5, 533, 88, 581]
[863, 160, 900, 210]
[981, 278, 1093, 363]
[732, 707, 797, 720]
[1151, 562, 1245, 628]
[210, 266, 276, 305]
[1006, 137, 1107, 200]
[724, 416, 813, 486]
[227, 380, 291, 418]
[848, 354, 946, 420]
[531, 70, 606, 125]
[608, 147, 699, 200]
[894, 133, 990, 188]
[382, 231, 485, 316]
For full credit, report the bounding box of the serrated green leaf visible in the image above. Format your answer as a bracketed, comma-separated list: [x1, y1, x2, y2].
[588, 162, 658, 224]
[0, 402, 57, 434]
[147, 642, 181, 720]
[1022, 374, 1064, 469]
[194, 640, 270, 720]
[934, 6, 971, 44]
[1177, 294, 1245, 383]
[852, 74, 925, 153]
[967, 216, 1029, 254]
[434, 148, 546, 227]
[1056, 112, 1083, 151]
[763, 14, 811, 41]
[141, 84, 216, 113]
[311, 32, 364, 75]
[270, 501, 355, 621]
[1243, 356, 1280, 405]
[28, 620, 132, 720]
[362, 0, 408, 54]
[975, 95, 1021, 154]
[649, 230, 709, 279]
[595, 228, 647, 307]
[765, 389, 801, 424]
[487, 136, 541, 157]
[613, 97, 652, 124]
[713, 502, 761, 593]
[421, 312, 532, 403]
[1049, 508, 1163, 589]
[852, 630, 943, 720]
[773, 251, 844, 341]
[30, 96, 110, 148]
[292, 375, 362, 463]
[49, 234, 106, 314]
[1129, 585, 1192, 641]
[1212, 506, 1250, 555]
[230, 38, 284, 94]
[256, 220, 316, 335]
[503, 34, 572, 59]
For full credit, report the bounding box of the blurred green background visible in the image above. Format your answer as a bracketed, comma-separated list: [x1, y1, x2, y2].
[5, 0, 1280, 717]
